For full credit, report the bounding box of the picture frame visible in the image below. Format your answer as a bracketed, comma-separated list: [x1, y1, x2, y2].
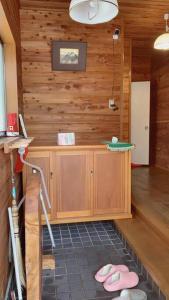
[52, 41, 87, 71]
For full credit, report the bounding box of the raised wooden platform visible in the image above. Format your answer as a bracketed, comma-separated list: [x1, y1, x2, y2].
[115, 167, 169, 299]
[132, 167, 169, 245]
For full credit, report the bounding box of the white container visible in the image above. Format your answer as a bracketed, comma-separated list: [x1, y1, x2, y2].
[112, 136, 118, 144]
[57, 133, 75, 146]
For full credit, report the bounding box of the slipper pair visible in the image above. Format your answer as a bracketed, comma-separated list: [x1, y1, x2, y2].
[112, 289, 147, 299]
[95, 264, 139, 292]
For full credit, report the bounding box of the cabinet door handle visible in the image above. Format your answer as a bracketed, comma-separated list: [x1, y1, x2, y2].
[32, 168, 37, 174]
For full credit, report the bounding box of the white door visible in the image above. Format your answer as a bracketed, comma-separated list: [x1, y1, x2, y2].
[131, 81, 150, 165]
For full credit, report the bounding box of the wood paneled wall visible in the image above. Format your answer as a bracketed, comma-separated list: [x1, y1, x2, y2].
[150, 54, 169, 170]
[20, 0, 169, 40]
[131, 39, 169, 170]
[20, 8, 130, 144]
[121, 38, 131, 141]
[132, 39, 152, 82]
[0, 0, 22, 297]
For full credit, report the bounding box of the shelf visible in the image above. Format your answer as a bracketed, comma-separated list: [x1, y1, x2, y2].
[0, 136, 34, 153]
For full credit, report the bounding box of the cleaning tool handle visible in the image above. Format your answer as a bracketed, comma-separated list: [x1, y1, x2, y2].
[18, 147, 51, 209]
[8, 208, 23, 300]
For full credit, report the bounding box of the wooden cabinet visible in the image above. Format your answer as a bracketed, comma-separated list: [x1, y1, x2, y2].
[23, 145, 132, 223]
[94, 151, 129, 215]
[23, 151, 51, 212]
[51, 151, 93, 219]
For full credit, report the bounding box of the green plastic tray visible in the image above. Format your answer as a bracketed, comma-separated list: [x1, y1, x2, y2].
[103, 141, 134, 152]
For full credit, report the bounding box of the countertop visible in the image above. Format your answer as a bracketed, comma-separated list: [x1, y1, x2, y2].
[29, 141, 108, 151]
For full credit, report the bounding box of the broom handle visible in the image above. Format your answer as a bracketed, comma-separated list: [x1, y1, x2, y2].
[10, 152, 17, 201]
[4, 265, 14, 300]
[40, 188, 55, 248]
[10, 152, 26, 287]
[10, 152, 19, 237]
[18, 148, 51, 209]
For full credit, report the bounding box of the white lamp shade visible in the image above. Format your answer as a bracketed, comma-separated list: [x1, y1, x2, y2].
[154, 32, 169, 50]
[69, 0, 119, 25]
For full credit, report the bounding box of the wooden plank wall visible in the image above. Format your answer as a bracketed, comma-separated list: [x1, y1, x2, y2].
[0, 0, 22, 297]
[20, 0, 169, 41]
[132, 39, 152, 82]
[150, 53, 169, 170]
[121, 38, 131, 141]
[20, 8, 131, 144]
[131, 39, 169, 170]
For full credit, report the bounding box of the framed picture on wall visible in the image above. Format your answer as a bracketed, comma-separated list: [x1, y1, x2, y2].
[52, 41, 87, 71]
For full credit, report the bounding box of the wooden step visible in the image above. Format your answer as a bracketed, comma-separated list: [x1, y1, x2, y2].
[115, 216, 169, 299]
[132, 167, 169, 246]
[132, 195, 169, 246]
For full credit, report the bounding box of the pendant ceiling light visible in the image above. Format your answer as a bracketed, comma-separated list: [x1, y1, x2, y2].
[69, 0, 119, 25]
[154, 13, 169, 50]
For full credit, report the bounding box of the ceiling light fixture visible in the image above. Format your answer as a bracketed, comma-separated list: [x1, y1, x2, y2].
[69, 0, 119, 25]
[154, 13, 169, 50]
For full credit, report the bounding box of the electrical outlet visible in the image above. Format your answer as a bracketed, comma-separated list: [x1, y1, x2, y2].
[109, 99, 115, 109]
[164, 13, 169, 21]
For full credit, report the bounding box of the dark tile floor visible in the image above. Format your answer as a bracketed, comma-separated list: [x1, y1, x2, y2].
[42, 221, 159, 300]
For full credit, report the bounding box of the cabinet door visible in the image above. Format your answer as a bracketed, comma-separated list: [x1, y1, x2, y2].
[94, 151, 127, 215]
[52, 151, 93, 219]
[23, 151, 51, 212]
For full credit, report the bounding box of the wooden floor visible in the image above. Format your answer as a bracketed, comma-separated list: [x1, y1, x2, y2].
[115, 167, 169, 299]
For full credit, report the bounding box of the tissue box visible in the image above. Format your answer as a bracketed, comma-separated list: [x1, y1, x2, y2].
[57, 133, 75, 145]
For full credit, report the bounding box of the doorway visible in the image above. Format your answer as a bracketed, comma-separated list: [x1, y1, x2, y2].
[131, 81, 150, 165]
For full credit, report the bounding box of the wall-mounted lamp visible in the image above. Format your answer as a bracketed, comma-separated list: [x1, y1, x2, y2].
[154, 14, 169, 50]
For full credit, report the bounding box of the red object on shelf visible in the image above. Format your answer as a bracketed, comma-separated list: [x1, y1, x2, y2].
[7, 113, 19, 136]
[15, 147, 28, 173]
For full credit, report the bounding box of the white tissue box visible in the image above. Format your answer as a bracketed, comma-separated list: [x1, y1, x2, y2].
[57, 133, 75, 145]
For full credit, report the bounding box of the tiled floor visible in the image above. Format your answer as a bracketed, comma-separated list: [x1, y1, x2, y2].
[42, 221, 160, 300]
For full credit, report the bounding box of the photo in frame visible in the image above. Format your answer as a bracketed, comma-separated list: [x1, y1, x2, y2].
[52, 41, 87, 71]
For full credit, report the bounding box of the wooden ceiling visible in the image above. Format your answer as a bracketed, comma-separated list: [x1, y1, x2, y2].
[20, 0, 169, 39]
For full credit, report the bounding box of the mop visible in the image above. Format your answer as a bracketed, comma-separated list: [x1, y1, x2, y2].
[8, 207, 23, 300]
[10, 152, 25, 288]
[5, 153, 25, 300]
[18, 147, 55, 248]
[4, 265, 14, 300]
[11, 291, 17, 300]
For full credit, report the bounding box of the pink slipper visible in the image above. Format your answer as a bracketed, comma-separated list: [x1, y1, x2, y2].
[103, 271, 139, 292]
[95, 264, 129, 283]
